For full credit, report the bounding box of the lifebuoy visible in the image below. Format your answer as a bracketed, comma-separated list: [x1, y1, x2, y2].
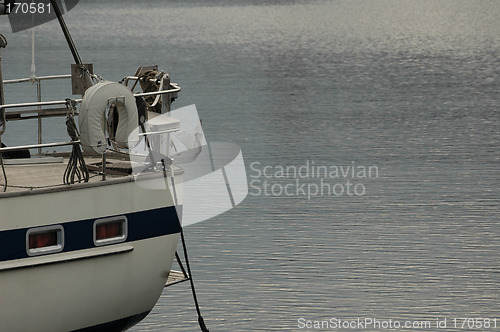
[79, 81, 139, 154]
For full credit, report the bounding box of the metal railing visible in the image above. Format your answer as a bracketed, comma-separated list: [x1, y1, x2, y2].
[0, 72, 181, 185]
[0, 74, 181, 154]
[3, 74, 72, 84]
[0, 140, 80, 153]
[2, 74, 73, 154]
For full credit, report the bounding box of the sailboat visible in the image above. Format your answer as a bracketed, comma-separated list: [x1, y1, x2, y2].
[0, 1, 234, 331]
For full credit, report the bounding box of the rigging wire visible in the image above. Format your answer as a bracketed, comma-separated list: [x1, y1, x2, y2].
[163, 159, 209, 332]
[180, 228, 210, 332]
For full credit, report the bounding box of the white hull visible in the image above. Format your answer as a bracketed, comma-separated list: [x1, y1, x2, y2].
[0, 235, 179, 331]
[0, 175, 183, 331]
[0, 174, 180, 230]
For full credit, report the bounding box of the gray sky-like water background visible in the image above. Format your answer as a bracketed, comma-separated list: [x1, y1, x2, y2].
[0, 0, 499, 331]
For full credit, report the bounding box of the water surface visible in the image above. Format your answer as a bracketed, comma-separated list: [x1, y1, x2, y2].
[0, 0, 498, 331]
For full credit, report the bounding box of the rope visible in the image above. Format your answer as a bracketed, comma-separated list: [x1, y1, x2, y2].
[90, 72, 105, 84]
[136, 70, 165, 112]
[0, 33, 7, 191]
[0, 106, 5, 137]
[63, 98, 89, 184]
[0, 174, 100, 191]
[180, 228, 210, 332]
[0, 151, 6, 192]
[0, 34, 7, 136]
[162, 158, 209, 332]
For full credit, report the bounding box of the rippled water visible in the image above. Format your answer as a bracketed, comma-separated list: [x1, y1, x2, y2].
[1, 0, 499, 331]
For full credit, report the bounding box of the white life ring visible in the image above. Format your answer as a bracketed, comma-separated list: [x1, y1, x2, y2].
[79, 81, 139, 154]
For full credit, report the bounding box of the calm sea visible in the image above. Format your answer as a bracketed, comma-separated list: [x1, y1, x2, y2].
[1, 0, 499, 331]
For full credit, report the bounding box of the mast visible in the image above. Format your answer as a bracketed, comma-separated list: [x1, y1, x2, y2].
[49, 0, 93, 90]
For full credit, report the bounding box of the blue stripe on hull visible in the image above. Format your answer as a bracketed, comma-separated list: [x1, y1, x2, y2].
[0, 206, 181, 262]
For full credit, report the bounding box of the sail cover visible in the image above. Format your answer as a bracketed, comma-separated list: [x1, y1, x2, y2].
[2, 0, 79, 33]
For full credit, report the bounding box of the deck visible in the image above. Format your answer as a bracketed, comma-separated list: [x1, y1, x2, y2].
[0, 154, 182, 197]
